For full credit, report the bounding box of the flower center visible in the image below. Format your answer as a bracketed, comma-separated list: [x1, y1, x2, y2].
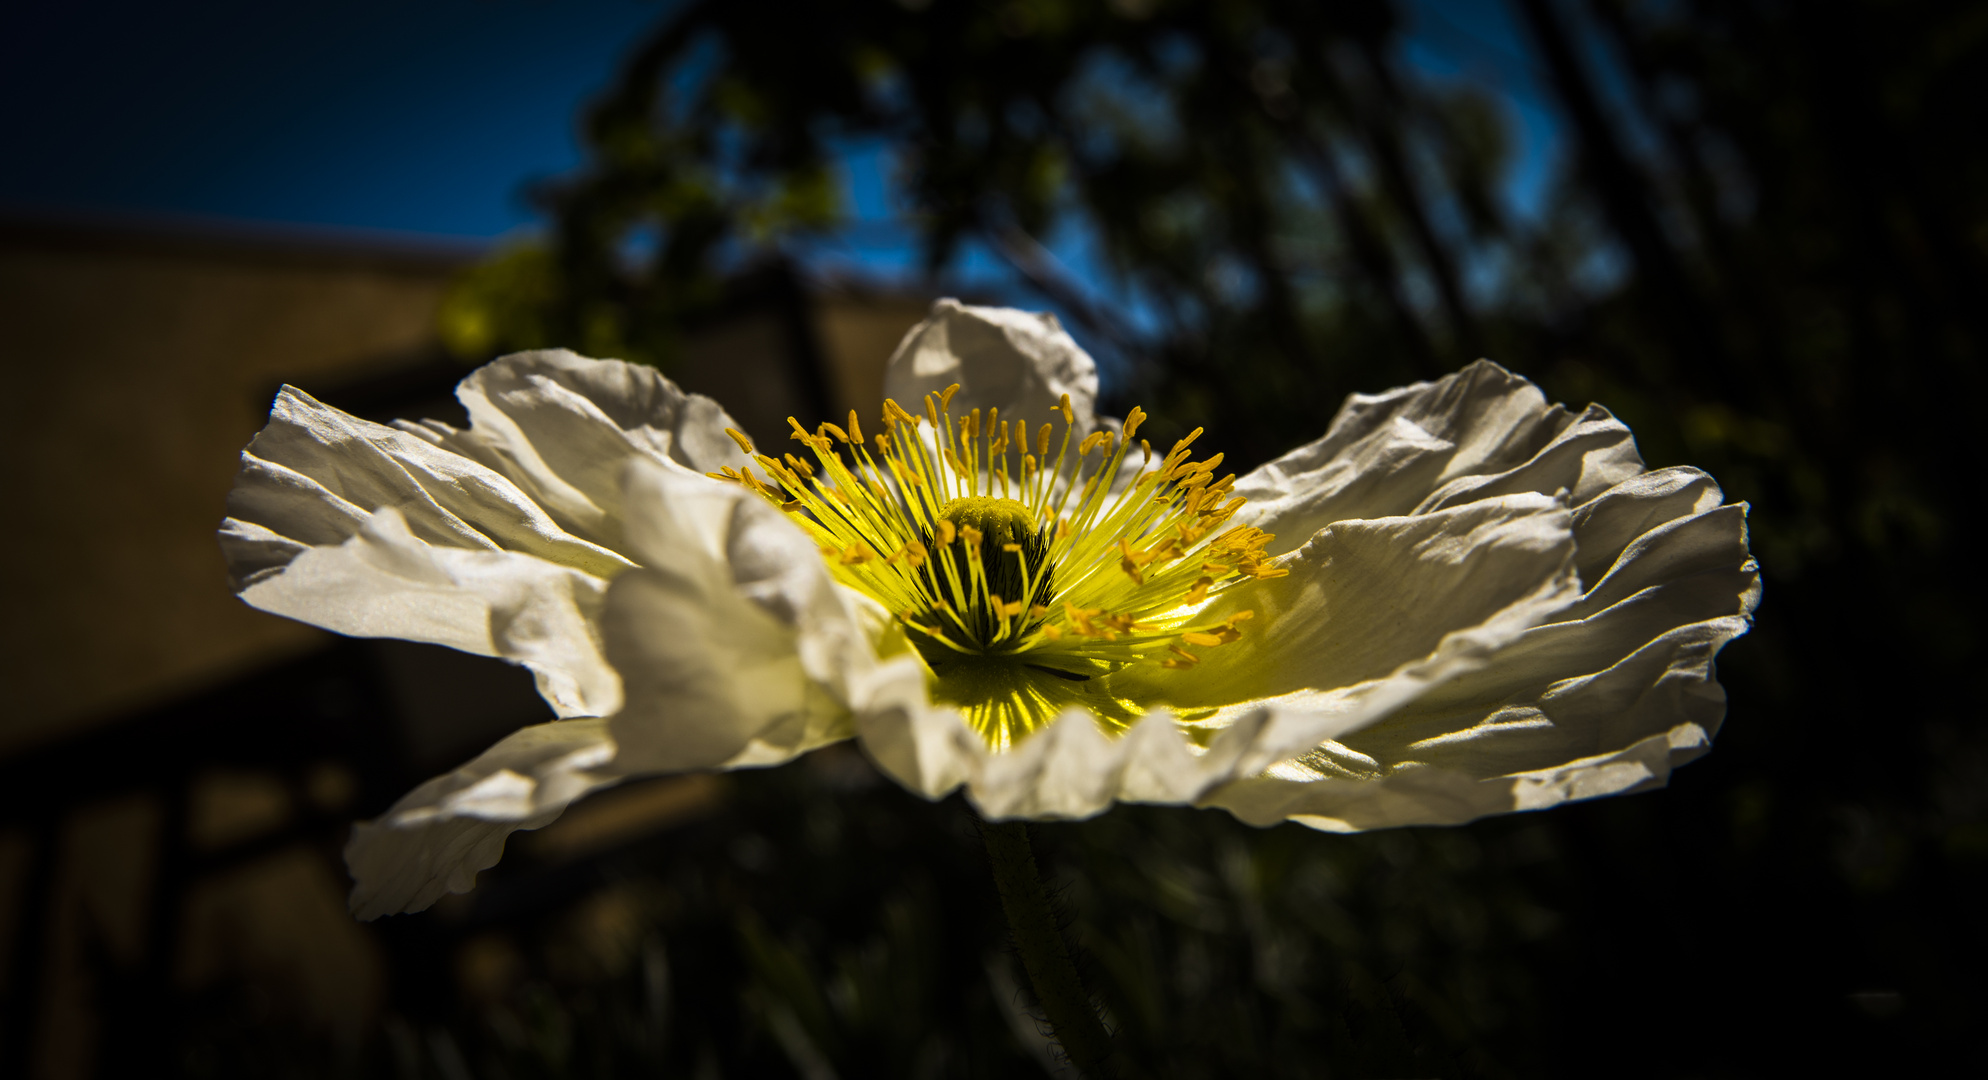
[914, 496, 1055, 658]
[707, 385, 1286, 749]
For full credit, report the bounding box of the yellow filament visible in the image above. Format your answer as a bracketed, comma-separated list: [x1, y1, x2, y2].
[707, 389, 1280, 747]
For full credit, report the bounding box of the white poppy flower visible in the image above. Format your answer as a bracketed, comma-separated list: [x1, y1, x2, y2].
[221, 299, 1758, 919]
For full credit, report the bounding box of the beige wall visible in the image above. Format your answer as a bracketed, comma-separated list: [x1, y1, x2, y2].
[812, 289, 933, 422]
[0, 223, 472, 754]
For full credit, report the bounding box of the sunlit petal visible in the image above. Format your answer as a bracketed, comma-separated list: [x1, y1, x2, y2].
[883, 299, 1103, 439]
[1234, 360, 1643, 552]
[239, 506, 621, 717]
[1111, 492, 1579, 708]
[1204, 467, 1758, 829]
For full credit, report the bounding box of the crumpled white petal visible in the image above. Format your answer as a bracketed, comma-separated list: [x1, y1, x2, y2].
[240, 506, 620, 717]
[883, 299, 1103, 439]
[1202, 440, 1758, 828]
[220, 352, 749, 719]
[222, 384, 633, 583]
[218, 352, 763, 916]
[344, 718, 618, 919]
[1234, 359, 1645, 554]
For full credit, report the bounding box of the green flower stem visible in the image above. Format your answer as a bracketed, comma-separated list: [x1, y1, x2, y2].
[980, 819, 1117, 1078]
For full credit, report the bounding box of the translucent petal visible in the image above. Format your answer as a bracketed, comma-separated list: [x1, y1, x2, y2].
[1108, 493, 1579, 709]
[1202, 467, 1758, 829]
[852, 358, 1754, 832]
[1234, 360, 1644, 554]
[882, 299, 1102, 438]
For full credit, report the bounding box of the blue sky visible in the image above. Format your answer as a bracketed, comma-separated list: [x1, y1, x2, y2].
[1, 0, 1568, 308]
[1, 0, 665, 237]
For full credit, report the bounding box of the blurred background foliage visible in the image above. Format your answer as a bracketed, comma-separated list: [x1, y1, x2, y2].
[214, 0, 1988, 1074]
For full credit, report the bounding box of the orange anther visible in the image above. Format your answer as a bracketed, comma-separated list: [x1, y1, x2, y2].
[1186, 575, 1215, 605]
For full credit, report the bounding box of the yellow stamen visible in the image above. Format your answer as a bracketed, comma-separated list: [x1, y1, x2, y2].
[741, 389, 1280, 747]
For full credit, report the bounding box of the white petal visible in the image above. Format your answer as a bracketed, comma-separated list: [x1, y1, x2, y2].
[223, 385, 631, 582]
[238, 507, 621, 717]
[1235, 360, 1643, 554]
[410, 350, 751, 550]
[221, 384, 634, 716]
[344, 718, 618, 919]
[222, 353, 744, 719]
[1565, 465, 1726, 588]
[882, 299, 1101, 435]
[602, 460, 865, 773]
[1202, 467, 1759, 829]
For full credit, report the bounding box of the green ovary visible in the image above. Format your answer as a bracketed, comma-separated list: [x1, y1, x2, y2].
[939, 496, 1035, 545]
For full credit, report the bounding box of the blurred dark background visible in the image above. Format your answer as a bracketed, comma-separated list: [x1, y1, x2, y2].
[2, 0, 1983, 1076]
